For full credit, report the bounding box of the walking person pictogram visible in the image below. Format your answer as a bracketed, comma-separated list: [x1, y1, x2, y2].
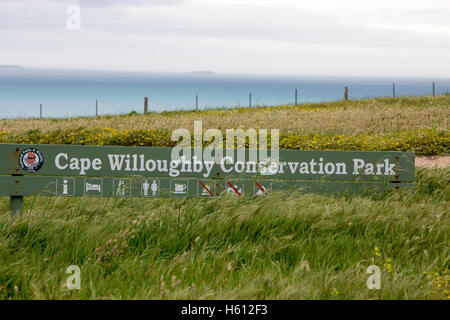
[116, 180, 126, 196]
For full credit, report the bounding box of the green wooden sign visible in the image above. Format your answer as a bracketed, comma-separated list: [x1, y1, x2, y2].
[0, 143, 415, 213]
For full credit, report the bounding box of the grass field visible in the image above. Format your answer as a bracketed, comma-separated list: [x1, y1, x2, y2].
[0, 168, 448, 300]
[1, 95, 449, 155]
[0, 95, 449, 300]
[2, 95, 449, 135]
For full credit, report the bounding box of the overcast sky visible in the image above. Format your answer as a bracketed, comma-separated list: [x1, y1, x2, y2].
[1, 0, 449, 77]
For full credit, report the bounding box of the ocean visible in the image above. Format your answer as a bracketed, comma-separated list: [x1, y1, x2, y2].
[0, 68, 449, 119]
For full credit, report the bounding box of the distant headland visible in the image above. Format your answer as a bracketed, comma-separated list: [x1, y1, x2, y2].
[187, 70, 215, 75]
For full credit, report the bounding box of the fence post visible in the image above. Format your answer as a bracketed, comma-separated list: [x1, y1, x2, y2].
[96, 100, 98, 116]
[249, 93, 252, 107]
[295, 88, 298, 105]
[40, 104, 42, 119]
[344, 87, 348, 101]
[196, 95, 199, 111]
[432, 82, 436, 97]
[144, 97, 148, 114]
[10, 195, 23, 215]
[393, 83, 396, 98]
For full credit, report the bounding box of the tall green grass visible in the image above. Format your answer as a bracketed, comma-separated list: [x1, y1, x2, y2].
[0, 168, 448, 300]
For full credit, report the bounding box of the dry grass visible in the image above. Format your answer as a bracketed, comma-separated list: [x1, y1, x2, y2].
[416, 156, 450, 168]
[1, 96, 449, 135]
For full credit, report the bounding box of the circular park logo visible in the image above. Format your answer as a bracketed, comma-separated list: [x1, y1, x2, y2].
[18, 148, 44, 173]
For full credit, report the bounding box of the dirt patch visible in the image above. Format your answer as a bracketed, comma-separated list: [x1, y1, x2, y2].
[415, 156, 450, 168]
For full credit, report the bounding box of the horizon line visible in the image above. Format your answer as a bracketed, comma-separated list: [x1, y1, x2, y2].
[1, 66, 450, 80]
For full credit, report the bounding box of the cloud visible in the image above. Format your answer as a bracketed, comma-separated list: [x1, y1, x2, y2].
[78, 0, 188, 7]
[0, 0, 449, 76]
[1, 1, 448, 49]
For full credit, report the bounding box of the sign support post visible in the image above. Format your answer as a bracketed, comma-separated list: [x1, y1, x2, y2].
[10, 195, 23, 215]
